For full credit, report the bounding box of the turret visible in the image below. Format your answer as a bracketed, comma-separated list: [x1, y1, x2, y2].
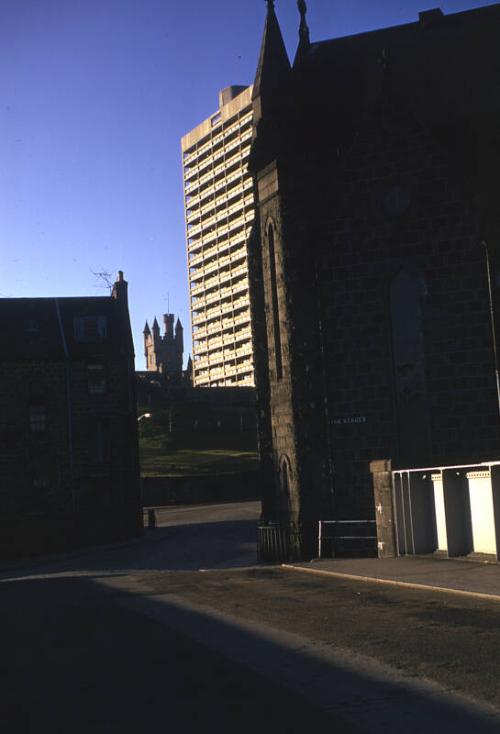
[185, 354, 193, 385]
[143, 320, 151, 360]
[174, 317, 184, 372]
[163, 313, 174, 339]
[175, 317, 183, 341]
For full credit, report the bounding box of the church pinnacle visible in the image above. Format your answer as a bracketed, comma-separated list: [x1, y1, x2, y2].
[295, 0, 310, 66]
[298, 0, 310, 46]
[253, 0, 291, 115]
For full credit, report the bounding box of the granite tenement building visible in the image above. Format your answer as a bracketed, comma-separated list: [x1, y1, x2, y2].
[249, 1, 500, 558]
[0, 272, 142, 558]
[182, 86, 255, 387]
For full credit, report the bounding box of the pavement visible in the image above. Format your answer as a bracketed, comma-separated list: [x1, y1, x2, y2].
[3, 501, 500, 600]
[4, 502, 500, 733]
[284, 554, 500, 601]
[0, 500, 261, 579]
[97, 573, 500, 734]
[1, 563, 356, 734]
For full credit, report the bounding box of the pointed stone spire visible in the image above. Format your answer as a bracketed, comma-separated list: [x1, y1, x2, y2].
[152, 316, 160, 334]
[296, 0, 310, 65]
[175, 318, 184, 360]
[143, 320, 151, 335]
[253, 0, 291, 121]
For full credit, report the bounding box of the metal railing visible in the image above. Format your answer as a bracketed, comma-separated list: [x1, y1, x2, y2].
[318, 520, 377, 558]
[257, 523, 302, 563]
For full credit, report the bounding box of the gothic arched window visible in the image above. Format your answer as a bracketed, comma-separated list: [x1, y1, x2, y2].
[267, 222, 283, 380]
[279, 455, 291, 497]
[390, 268, 430, 465]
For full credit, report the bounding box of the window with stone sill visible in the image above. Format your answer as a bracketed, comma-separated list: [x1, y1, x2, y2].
[29, 405, 47, 433]
[73, 316, 107, 342]
[33, 478, 49, 490]
[24, 318, 40, 334]
[87, 364, 107, 395]
[267, 222, 283, 380]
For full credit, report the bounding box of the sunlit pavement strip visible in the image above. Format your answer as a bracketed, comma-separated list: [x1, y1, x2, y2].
[282, 558, 500, 603]
[0, 555, 266, 584]
[281, 565, 500, 603]
[96, 574, 500, 734]
[0, 570, 118, 582]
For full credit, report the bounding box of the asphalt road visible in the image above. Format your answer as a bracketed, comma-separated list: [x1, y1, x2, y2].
[0, 569, 354, 734]
[0, 502, 358, 733]
[1, 500, 261, 579]
[3, 501, 500, 733]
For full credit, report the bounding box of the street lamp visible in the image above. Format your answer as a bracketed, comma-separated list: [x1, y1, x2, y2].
[137, 412, 152, 529]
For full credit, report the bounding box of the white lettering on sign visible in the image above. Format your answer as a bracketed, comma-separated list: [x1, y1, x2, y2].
[332, 416, 367, 426]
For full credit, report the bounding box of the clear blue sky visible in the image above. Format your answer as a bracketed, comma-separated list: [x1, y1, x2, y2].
[1, 0, 496, 367]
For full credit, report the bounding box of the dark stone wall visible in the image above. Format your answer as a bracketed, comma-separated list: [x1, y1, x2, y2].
[141, 471, 260, 507]
[250, 95, 500, 543]
[0, 356, 141, 556]
[254, 162, 300, 525]
[247, 215, 276, 523]
[0, 508, 142, 561]
[249, 5, 500, 558]
[254, 158, 335, 533]
[311, 96, 500, 517]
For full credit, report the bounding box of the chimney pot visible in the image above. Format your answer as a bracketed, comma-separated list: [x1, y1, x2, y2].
[419, 8, 444, 28]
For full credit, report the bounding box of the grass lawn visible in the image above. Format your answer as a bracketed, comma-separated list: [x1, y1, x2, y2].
[138, 406, 259, 477]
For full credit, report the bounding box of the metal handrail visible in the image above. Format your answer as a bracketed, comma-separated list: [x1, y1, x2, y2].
[393, 461, 500, 475]
[318, 519, 376, 559]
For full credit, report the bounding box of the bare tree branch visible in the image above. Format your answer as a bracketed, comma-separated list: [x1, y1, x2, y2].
[90, 269, 113, 293]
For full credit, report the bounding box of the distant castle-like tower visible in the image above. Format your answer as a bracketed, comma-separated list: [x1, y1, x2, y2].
[143, 314, 184, 378]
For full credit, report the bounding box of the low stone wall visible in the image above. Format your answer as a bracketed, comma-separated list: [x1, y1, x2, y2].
[142, 470, 260, 507]
[0, 507, 143, 561]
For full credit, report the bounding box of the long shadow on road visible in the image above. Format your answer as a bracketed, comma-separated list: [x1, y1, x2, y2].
[2, 571, 500, 734]
[0, 518, 258, 580]
[3, 501, 500, 733]
[0, 574, 358, 734]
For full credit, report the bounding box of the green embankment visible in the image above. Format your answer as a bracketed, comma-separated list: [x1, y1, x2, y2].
[138, 402, 259, 477]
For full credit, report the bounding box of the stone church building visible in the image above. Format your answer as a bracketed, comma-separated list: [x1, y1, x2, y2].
[249, 1, 500, 558]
